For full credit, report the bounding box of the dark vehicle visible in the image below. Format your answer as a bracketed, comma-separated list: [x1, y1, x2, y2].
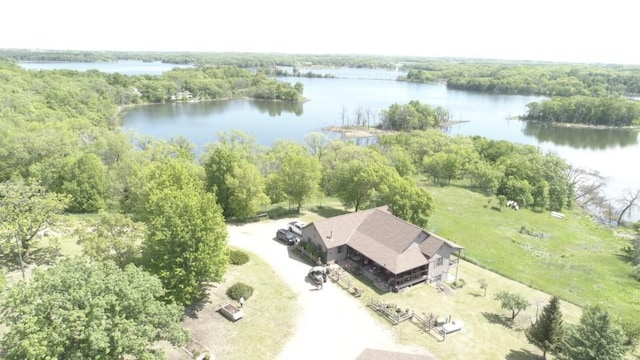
[276, 228, 297, 245]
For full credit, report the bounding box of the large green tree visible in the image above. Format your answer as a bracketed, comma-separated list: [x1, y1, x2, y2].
[76, 212, 143, 268]
[378, 177, 436, 229]
[141, 160, 229, 305]
[203, 143, 268, 220]
[328, 158, 393, 212]
[0, 257, 187, 360]
[0, 180, 68, 261]
[61, 153, 109, 212]
[526, 296, 564, 359]
[559, 306, 629, 360]
[267, 149, 321, 213]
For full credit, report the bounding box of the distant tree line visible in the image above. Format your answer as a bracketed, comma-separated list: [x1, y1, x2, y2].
[524, 96, 640, 127]
[402, 62, 640, 97]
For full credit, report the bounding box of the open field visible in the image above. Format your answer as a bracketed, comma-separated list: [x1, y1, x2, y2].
[424, 185, 640, 323]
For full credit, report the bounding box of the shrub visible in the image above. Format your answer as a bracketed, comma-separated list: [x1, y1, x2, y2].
[298, 241, 326, 263]
[229, 249, 250, 265]
[226, 282, 254, 301]
[452, 278, 466, 288]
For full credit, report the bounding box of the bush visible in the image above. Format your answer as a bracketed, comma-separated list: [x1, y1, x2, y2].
[226, 282, 254, 301]
[298, 241, 326, 263]
[229, 249, 250, 265]
[452, 278, 466, 288]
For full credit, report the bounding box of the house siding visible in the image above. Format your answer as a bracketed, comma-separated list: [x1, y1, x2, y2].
[428, 246, 455, 282]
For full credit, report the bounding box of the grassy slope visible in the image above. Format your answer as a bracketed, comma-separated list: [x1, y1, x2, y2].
[425, 185, 640, 323]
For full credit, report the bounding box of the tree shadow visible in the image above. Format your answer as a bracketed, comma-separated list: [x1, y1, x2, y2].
[184, 292, 212, 319]
[287, 246, 316, 266]
[308, 205, 349, 218]
[505, 348, 540, 360]
[266, 206, 300, 220]
[482, 312, 513, 329]
[615, 251, 636, 265]
[30, 243, 62, 266]
[0, 250, 22, 271]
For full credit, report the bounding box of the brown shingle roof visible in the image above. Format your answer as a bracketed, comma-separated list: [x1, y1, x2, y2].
[356, 348, 435, 360]
[307, 206, 463, 274]
[420, 233, 464, 257]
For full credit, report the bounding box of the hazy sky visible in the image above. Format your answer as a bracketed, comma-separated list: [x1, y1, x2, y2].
[2, 0, 638, 64]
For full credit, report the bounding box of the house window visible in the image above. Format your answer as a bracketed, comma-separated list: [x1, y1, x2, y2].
[337, 246, 343, 254]
[433, 274, 442, 282]
[436, 257, 444, 267]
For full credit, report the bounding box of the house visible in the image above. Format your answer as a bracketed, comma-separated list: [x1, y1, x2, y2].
[300, 206, 463, 291]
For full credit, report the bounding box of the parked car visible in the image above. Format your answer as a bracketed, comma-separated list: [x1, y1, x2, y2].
[288, 221, 306, 234]
[276, 228, 297, 245]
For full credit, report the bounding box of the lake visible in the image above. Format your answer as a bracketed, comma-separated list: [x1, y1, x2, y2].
[125, 70, 640, 221]
[19, 61, 640, 221]
[19, 60, 192, 76]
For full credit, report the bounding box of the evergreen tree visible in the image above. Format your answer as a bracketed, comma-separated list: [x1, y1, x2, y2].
[559, 306, 628, 360]
[526, 296, 564, 359]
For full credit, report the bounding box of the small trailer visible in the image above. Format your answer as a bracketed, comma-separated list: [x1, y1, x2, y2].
[218, 302, 244, 322]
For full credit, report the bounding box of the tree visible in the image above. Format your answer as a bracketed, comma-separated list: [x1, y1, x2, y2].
[526, 296, 564, 359]
[142, 180, 229, 305]
[76, 212, 143, 268]
[268, 152, 321, 213]
[558, 306, 628, 360]
[0, 257, 187, 360]
[304, 132, 330, 160]
[616, 188, 640, 226]
[494, 290, 530, 321]
[378, 177, 436, 229]
[203, 144, 268, 220]
[0, 180, 68, 262]
[328, 159, 392, 212]
[62, 153, 109, 212]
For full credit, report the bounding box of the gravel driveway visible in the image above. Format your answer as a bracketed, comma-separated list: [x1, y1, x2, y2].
[228, 219, 431, 360]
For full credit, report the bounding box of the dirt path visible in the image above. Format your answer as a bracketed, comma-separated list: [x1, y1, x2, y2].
[227, 219, 431, 360]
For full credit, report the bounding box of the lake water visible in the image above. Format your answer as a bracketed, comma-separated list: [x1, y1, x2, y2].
[19, 60, 192, 76]
[18, 61, 640, 221]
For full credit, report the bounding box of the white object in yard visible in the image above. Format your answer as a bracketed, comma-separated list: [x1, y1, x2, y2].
[550, 211, 565, 219]
[219, 302, 244, 321]
[442, 320, 464, 334]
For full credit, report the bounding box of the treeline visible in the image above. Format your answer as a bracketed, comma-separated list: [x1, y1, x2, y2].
[378, 130, 573, 211]
[1, 49, 401, 69]
[0, 58, 302, 128]
[10, 49, 640, 100]
[524, 96, 640, 126]
[402, 62, 640, 97]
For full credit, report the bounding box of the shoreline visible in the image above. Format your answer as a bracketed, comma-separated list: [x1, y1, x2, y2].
[520, 118, 640, 130]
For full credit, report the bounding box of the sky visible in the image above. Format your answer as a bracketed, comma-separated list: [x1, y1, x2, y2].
[2, 0, 639, 65]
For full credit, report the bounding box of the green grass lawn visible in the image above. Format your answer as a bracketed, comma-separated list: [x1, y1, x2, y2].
[177, 248, 297, 360]
[424, 185, 640, 323]
[336, 260, 582, 359]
